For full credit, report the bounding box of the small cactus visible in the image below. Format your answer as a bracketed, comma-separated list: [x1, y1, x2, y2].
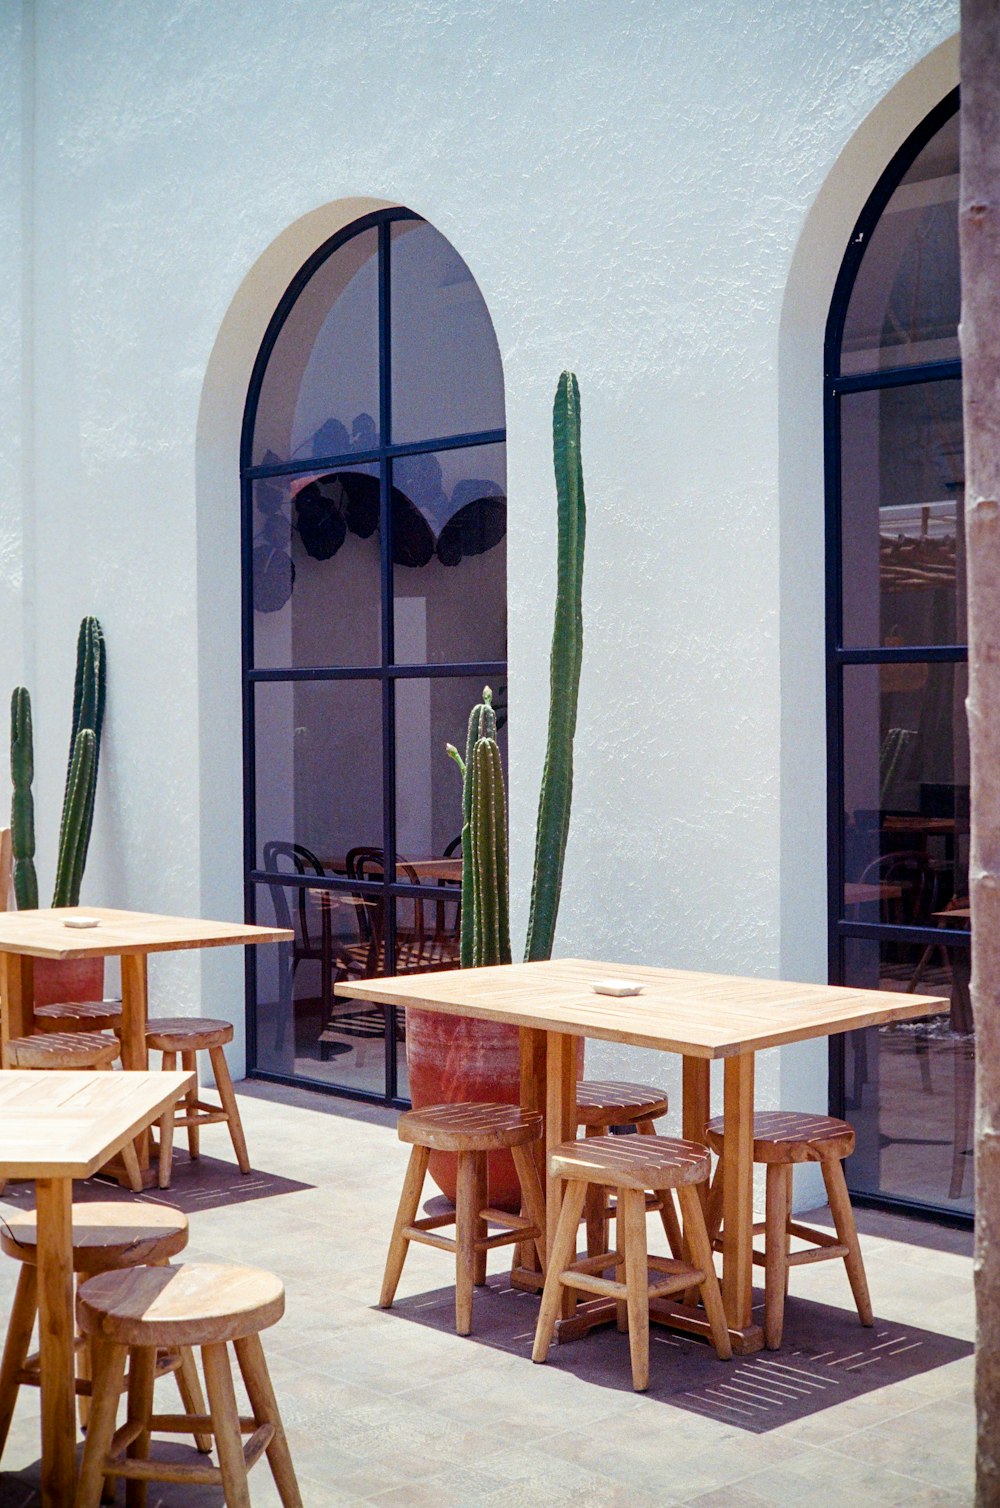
[52, 729, 96, 908]
[10, 687, 38, 910]
[447, 688, 511, 968]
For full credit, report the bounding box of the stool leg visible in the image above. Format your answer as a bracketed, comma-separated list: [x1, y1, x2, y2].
[0, 1265, 37, 1453]
[182, 1049, 200, 1161]
[657, 1189, 685, 1262]
[454, 1151, 477, 1335]
[158, 1049, 177, 1189]
[209, 1044, 251, 1175]
[473, 1153, 489, 1286]
[202, 1342, 251, 1508]
[175, 1346, 213, 1453]
[677, 1182, 732, 1360]
[234, 1332, 303, 1508]
[510, 1142, 547, 1270]
[614, 1187, 628, 1333]
[619, 1188, 650, 1391]
[125, 1344, 155, 1508]
[584, 1127, 609, 1257]
[119, 1138, 144, 1196]
[821, 1156, 874, 1327]
[764, 1163, 791, 1350]
[380, 1145, 430, 1309]
[76, 1340, 128, 1508]
[532, 1179, 588, 1363]
[783, 1165, 793, 1298]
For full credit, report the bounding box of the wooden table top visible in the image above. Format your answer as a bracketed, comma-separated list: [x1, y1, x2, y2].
[0, 907, 291, 960]
[338, 957, 949, 1059]
[0, 1070, 194, 1177]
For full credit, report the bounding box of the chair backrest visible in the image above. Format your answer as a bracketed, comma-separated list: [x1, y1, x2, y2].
[261, 840, 327, 949]
[0, 828, 11, 914]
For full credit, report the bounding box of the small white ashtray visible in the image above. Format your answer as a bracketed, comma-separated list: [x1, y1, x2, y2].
[64, 917, 101, 929]
[591, 979, 643, 998]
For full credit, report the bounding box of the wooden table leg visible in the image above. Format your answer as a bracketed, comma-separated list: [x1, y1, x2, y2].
[721, 1052, 755, 1332]
[35, 1177, 76, 1508]
[0, 952, 34, 1064]
[682, 1057, 711, 1210]
[118, 953, 155, 1184]
[546, 1031, 577, 1323]
[511, 1028, 547, 1290]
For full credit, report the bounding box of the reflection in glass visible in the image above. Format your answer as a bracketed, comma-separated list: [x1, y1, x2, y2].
[841, 113, 959, 374]
[254, 680, 382, 867]
[251, 466, 381, 667]
[841, 934, 972, 1213]
[394, 677, 507, 885]
[253, 227, 380, 465]
[252, 879, 389, 1095]
[392, 445, 507, 664]
[841, 662, 969, 917]
[840, 381, 964, 649]
[390, 220, 505, 444]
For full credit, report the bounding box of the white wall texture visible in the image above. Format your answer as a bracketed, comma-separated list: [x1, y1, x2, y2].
[0, 3, 959, 1179]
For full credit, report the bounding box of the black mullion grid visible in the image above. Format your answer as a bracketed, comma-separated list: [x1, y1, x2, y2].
[248, 661, 506, 684]
[378, 215, 399, 1099]
[244, 427, 506, 481]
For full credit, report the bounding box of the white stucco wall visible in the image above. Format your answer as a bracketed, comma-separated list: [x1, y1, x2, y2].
[0, 1, 959, 1148]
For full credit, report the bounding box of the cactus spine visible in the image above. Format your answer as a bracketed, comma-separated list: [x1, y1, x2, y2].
[447, 687, 511, 968]
[9, 616, 107, 910]
[53, 617, 106, 907]
[10, 687, 38, 910]
[524, 371, 586, 962]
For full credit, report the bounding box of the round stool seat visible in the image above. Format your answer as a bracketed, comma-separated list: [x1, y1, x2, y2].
[576, 1080, 669, 1128]
[35, 1000, 122, 1033]
[77, 1262, 285, 1348]
[550, 1135, 710, 1191]
[398, 1103, 543, 1153]
[145, 1017, 234, 1053]
[1, 1202, 188, 1273]
[704, 1111, 855, 1165]
[6, 1031, 119, 1069]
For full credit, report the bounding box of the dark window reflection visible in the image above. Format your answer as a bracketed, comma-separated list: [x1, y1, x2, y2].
[841, 934, 972, 1213]
[841, 662, 969, 918]
[840, 381, 964, 649]
[252, 227, 380, 465]
[254, 680, 382, 868]
[841, 114, 959, 375]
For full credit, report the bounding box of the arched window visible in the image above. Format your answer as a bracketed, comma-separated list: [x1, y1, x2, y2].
[241, 209, 506, 1104]
[825, 91, 969, 1219]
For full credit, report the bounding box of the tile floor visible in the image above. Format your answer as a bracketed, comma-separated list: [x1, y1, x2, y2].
[0, 1079, 976, 1506]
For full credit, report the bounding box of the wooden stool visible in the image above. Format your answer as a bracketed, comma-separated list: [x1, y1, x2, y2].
[75, 1262, 301, 1508]
[532, 1136, 731, 1391]
[704, 1110, 874, 1350]
[381, 1103, 546, 1335]
[35, 998, 123, 1034]
[4, 1031, 142, 1194]
[145, 1018, 250, 1187]
[576, 1081, 675, 1258]
[0, 1202, 205, 1451]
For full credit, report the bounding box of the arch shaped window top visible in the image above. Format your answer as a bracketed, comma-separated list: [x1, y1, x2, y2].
[839, 109, 959, 375]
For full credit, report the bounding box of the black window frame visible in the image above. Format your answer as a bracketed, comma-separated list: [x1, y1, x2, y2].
[824, 87, 970, 1226]
[239, 207, 506, 1107]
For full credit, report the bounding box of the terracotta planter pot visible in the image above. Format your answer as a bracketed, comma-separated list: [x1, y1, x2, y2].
[406, 1008, 583, 1212]
[31, 955, 105, 1010]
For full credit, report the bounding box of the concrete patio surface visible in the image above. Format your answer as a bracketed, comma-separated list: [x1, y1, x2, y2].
[0, 1078, 975, 1506]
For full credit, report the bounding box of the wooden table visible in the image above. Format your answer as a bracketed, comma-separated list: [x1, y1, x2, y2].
[0, 1069, 194, 1507]
[339, 957, 948, 1354]
[0, 907, 290, 1183]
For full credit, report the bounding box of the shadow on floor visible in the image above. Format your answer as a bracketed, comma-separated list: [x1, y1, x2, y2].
[0, 1155, 314, 1218]
[382, 1274, 972, 1433]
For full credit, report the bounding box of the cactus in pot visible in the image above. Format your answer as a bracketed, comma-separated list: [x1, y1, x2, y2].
[10, 616, 107, 910]
[446, 688, 512, 968]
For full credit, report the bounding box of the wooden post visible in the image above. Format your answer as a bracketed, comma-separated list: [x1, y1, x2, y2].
[0, 952, 33, 1060]
[720, 1053, 754, 1331]
[35, 1178, 75, 1508]
[546, 1030, 577, 1319]
[959, 7, 1000, 1499]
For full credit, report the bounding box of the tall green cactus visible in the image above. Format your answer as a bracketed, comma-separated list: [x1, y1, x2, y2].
[9, 616, 107, 909]
[10, 687, 38, 910]
[447, 688, 511, 968]
[524, 371, 586, 962]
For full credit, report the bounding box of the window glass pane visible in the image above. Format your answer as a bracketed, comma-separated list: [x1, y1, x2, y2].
[394, 676, 507, 886]
[391, 444, 506, 664]
[252, 227, 380, 465]
[841, 934, 972, 1214]
[840, 381, 965, 649]
[390, 220, 504, 444]
[251, 879, 388, 1095]
[251, 465, 381, 668]
[841, 663, 969, 917]
[254, 680, 382, 868]
[841, 114, 959, 375]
